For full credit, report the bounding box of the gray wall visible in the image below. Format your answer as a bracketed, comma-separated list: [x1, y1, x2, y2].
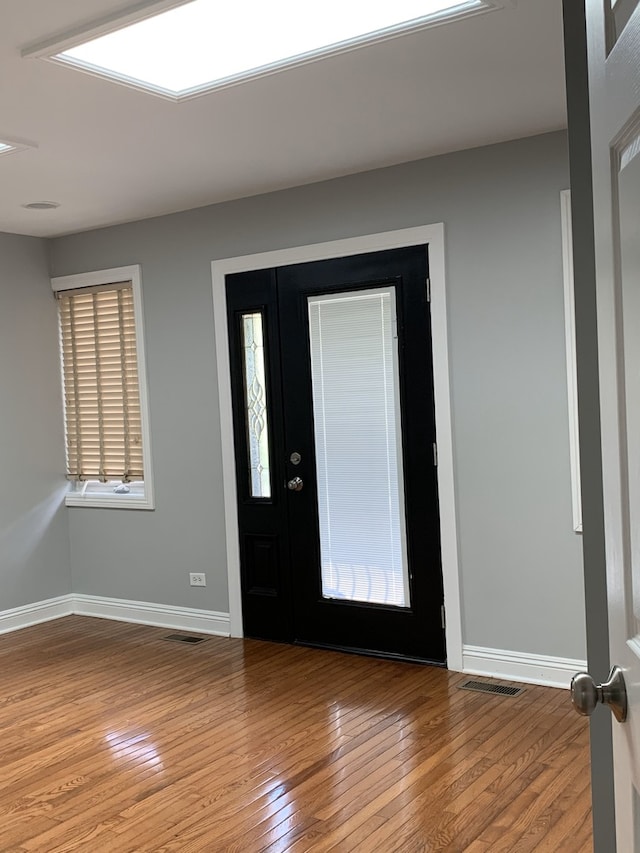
[48, 130, 586, 660]
[0, 233, 71, 607]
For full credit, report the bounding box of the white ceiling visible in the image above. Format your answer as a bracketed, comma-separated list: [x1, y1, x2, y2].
[0, 0, 566, 238]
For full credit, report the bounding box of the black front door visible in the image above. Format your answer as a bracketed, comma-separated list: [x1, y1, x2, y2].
[226, 246, 445, 663]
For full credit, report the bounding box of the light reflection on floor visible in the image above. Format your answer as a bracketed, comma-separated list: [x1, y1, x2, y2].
[103, 728, 165, 771]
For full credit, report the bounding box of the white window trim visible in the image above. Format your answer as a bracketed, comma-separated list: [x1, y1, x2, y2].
[51, 264, 155, 510]
[211, 224, 464, 672]
[561, 190, 582, 534]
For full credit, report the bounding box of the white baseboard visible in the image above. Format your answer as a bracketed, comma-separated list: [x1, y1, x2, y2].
[462, 644, 587, 689]
[0, 594, 229, 638]
[0, 601, 583, 686]
[72, 595, 230, 636]
[0, 594, 74, 635]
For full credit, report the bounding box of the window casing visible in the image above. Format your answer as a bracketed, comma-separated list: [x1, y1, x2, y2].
[52, 265, 154, 509]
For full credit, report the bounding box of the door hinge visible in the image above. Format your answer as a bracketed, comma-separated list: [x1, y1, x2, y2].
[433, 442, 438, 467]
[426, 277, 431, 303]
[441, 604, 446, 630]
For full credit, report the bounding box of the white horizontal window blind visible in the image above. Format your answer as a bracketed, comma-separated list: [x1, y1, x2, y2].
[308, 287, 410, 608]
[57, 281, 144, 483]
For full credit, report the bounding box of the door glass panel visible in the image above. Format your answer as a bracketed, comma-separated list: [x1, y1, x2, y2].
[308, 287, 410, 607]
[241, 311, 271, 498]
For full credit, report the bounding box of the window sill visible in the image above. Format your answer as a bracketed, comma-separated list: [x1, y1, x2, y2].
[64, 494, 155, 510]
[64, 482, 154, 510]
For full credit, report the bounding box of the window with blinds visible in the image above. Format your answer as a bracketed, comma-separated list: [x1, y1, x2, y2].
[57, 281, 144, 484]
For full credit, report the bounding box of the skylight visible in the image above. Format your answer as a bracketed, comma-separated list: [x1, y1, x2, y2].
[0, 139, 33, 156]
[48, 0, 491, 100]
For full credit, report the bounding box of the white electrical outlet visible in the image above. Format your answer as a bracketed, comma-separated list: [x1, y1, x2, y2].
[189, 572, 206, 587]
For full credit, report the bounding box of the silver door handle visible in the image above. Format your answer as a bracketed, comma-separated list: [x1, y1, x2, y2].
[570, 665, 627, 723]
[287, 477, 304, 492]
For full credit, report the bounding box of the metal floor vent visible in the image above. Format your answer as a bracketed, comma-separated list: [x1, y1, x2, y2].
[460, 680, 523, 697]
[162, 634, 207, 645]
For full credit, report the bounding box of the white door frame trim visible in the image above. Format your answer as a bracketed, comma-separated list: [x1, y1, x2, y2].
[211, 224, 463, 670]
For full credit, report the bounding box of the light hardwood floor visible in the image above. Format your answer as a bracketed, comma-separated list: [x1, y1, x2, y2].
[0, 616, 591, 852]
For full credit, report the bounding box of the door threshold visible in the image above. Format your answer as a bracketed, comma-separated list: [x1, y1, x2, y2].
[294, 640, 447, 668]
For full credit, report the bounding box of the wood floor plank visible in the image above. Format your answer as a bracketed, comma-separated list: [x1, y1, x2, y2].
[0, 616, 592, 852]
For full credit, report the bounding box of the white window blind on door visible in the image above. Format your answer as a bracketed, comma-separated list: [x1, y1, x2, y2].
[57, 281, 144, 482]
[308, 287, 410, 608]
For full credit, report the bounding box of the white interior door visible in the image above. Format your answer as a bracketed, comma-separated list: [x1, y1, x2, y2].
[581, 2, 640, 848]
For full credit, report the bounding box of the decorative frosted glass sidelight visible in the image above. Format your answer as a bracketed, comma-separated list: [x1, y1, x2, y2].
[308, 287, 410, 608]
[241, 312, 271, 498]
